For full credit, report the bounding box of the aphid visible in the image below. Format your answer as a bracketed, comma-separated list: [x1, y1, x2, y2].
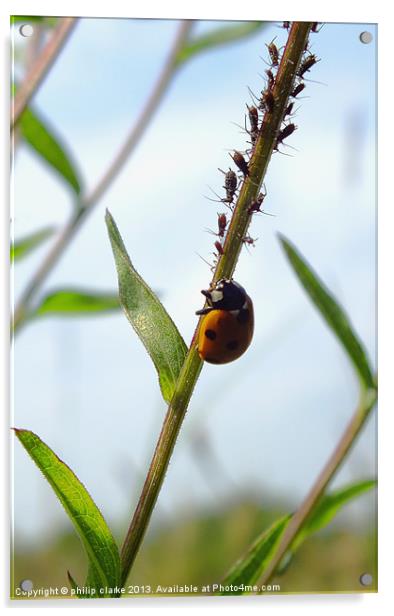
[267, 38, 280, 67]
[276, 122, 297, 148]
[217, 167, 238, 204]
[282, 21, 291, 31]
[205, 212, 228, 239]
[247, 105, 259, 145]
[242, 234, 257, 247]
[291, 83, 305, 98]
[196, 279, 254, 364]
[223, 168, 237, 193]
[214, 240, 224, 256]
[231, 151, 249, 177]
[248, 105, 259, 134]
[260, 88, 275, 113]
[216, 213, 227, 238]
[311, 22, 323, 33]
[297, 54, 318, 78]
[265, 68, 275, 91]
[284, 101, 295, 117]
[248, 190, 266, 215]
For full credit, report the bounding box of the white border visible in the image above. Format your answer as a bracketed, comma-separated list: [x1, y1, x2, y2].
[2, 0, 393, 613]
[0, 0, 387, 21]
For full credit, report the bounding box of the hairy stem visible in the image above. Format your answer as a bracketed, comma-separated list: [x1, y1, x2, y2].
[120, 21, 313, 585]
[12, 210, 84, 332]
[258, 386, 377, 587]
[11, 18, 77, 128]
[12, 21, 194, 335]
[214, 23, 310, 283]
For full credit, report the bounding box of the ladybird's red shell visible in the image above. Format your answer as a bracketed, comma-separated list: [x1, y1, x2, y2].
[198, 297, 254, 364]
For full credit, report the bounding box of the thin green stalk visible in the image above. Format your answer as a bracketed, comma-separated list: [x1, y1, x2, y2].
[12, 21, 194, 335]
[258, 385, 377, 587]
[120, 21, 313, 585]
[12, 209, 85, 333]
[12, 18, 77, 128]
[214, 22, 311, 283]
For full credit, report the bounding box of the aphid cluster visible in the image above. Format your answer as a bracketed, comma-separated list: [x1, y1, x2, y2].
[203, 34, 283, 270]
[203, 24, 319, 272]
[197, 24, 321, 365]
[274, 26, 320, 151]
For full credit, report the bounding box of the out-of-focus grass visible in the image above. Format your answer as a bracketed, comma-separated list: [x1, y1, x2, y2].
[12, 498, 376, 598]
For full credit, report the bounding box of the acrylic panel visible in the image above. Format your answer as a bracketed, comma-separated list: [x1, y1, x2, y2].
[11, 17, 377, 599]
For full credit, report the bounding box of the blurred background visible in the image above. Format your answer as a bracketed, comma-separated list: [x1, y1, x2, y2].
[11, 18, 377, 594]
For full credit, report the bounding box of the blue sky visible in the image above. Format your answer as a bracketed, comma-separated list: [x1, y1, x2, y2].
[12, 19, 376, 545]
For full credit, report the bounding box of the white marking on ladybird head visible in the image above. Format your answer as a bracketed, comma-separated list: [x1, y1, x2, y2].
[211, 289, 224, 303]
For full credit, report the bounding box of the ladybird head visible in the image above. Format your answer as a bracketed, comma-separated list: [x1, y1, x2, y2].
[199, 279, 247, 313]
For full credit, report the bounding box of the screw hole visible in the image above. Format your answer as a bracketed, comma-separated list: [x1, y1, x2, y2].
[359, 31, 373, 44]
[20, 579, 33, 591]
[359, 572, 373, 586]
[19, 24, 34, 37]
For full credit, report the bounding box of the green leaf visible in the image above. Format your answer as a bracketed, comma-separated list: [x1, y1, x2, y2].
[14, 429, 121, 596]
[175, 21, 267, 67]
[220, 515, 291, 593]
[105, 210, 187, 403]
[11, 226, 55, 262]
[34, 288, 120, 317]
[294, 479, 376, 550]
[276, 479, 377, 575]
[19, 106, 82, 195]
[279, 235, 375, 390]
[220, 480, 376, 592]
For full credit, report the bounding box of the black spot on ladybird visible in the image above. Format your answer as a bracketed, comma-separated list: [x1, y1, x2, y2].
[226, 340, 239, 351]
[205, 329, 217, 340]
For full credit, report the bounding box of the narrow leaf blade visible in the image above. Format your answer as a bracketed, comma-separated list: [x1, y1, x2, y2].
[34, 288, 120, 317]
[279, 235, 375, 390]
[11, 226, 55, 262]
[220, 480, 376, 591]
[175, 22, 266, 67]
[105, 210, 187, 402]
[220, 515, 291, 593]
[294, 479, 377, 550]
[14, 429, 121, 595]
[19, 106, 82, 195]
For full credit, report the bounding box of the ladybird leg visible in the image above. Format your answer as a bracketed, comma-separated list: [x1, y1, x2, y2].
[195, 307, 213, 316]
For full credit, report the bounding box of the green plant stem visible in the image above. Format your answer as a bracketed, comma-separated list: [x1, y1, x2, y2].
[12, 21, 194, 336]
[12, 209, 85, 333]
[12, 18, 77, 129]
[120, 21, 313, 585]
[258, 385, 377, 587]
[214, 22, 311, 283]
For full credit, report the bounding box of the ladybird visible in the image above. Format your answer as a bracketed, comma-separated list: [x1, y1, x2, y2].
[196, 279, 254, 364]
